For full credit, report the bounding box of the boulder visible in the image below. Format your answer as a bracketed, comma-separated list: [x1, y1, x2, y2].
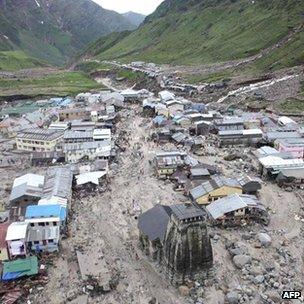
[254, 275, 265, 284]
[178, 285, 190, 297]
[258, 233, 272, 247]
[233, 255, 251, 268]
[226, 291, 239, 304]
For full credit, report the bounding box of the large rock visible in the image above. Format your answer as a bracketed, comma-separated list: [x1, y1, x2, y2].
[226, 291, 239, 304]
[233, 255, 251, 268]
[254, 275, 265, 284]
[178, 285, 190, 297]
[257, 233, 272, 247]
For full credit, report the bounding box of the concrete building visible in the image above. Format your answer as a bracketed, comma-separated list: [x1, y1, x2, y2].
[274, 138, 304, 159]
[58, 108, 90, 121]
[218, 129, 263, 147]
[64, 140, 112, 163]
[16, 128, 63, 152]
[6, 222, 29, 259]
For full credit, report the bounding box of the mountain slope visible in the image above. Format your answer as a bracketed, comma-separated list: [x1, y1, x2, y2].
[123, 12, 146, 27]
[87, 0, 304, 69]
[0, 0, 134, 66]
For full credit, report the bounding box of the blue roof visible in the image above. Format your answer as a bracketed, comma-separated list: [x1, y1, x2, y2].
[153, 115, 167, 125]
[25, 204, 66, 221]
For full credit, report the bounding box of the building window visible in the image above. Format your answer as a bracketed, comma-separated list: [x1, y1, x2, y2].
[53, 222, 57, 226]
[38, 222, 45, 227]
[49, 239, 54, 243]
[30, 223, 35, 227]
[34, 241, 39, 245]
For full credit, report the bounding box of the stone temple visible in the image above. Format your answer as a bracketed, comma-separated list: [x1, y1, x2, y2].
[138, 203, 213, 285]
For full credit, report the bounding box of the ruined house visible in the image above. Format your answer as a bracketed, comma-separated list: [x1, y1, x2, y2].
[276, 168, 304, 188]
[237, 175, 262, 194]
[154, 151, 187, 178]
[138, 203, 213, 285]
[206, 194, 269, 226]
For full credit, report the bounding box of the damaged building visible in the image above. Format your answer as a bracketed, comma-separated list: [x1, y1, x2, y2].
[154, 151, 188, 178]
[206, 194, 270, 226]
[138, 203, 213, 285]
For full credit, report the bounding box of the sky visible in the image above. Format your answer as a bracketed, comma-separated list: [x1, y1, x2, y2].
[92, 0, 164, 15]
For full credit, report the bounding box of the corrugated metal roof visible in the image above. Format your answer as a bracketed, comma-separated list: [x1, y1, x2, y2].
[2, 256, 38, 281]
[170, 204, 204, 220]
[42, 167, 73, 201]
[64, 130, 93, 140]
[190, 168, 210, 177]
[76, 171, 107, 186]
[25, 204, 66, 221]
[6, 222, 29, 240]
[27, 226, 60, 242]
[206, 194, 260, 219]
[17, 128, 63, 141]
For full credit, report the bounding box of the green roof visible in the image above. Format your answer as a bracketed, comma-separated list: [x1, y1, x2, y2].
[2, 256, 38, 280]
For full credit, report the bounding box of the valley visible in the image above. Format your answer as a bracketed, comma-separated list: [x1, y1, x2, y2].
[0, 0, 303, 303]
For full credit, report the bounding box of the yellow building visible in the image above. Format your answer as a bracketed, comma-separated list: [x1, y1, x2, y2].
[190, 176, 242, 205]
[154, 151, 187, 178]
[16, 128, 63, 152]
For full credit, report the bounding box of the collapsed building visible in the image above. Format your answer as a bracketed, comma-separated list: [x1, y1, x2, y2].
[138, 203, 213, 285]
[206, 194, 269, 226]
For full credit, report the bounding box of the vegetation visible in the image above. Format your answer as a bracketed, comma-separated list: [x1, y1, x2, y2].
[0, 51, 47, 71]
[74, 61, 114, 74]
[0, 0, 134, 66]
[83, 0, 303, 71]
[0, 71, 105, 98]
[184, 70, 234, 84]
[75, 60, 146, 82]
[276, 99, 304, 113]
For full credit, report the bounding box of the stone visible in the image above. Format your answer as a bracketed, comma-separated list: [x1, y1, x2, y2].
[233, 255, 251, 268]
[265, 291, 281, 302]
[254, 275, 265, 284]
[179, 285, 190, 297]
[86, 285, 94, 291]
[257, 233, 272, 247]
[213, 234, 220, 241]
[148, 297, 157, 304]
[226, 291, 239, 304]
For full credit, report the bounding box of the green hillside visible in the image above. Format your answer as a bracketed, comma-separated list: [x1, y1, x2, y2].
[87, 0, 304, 69]
[0, 71, 105, 99]
[0, 51, 47, 71]
[0, 0, 134, 66]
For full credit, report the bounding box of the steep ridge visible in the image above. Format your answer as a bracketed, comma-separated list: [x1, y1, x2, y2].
[84, 0, 304, 70]
[123, 12, 146, 27]
[0, 0, 135, 66]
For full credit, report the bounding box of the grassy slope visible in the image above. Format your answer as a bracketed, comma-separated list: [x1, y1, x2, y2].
[0, 71, 105, 98]
[0, 51, 47, 71]
[91, 0, 303, 68]
[0, 0, 134, 66]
